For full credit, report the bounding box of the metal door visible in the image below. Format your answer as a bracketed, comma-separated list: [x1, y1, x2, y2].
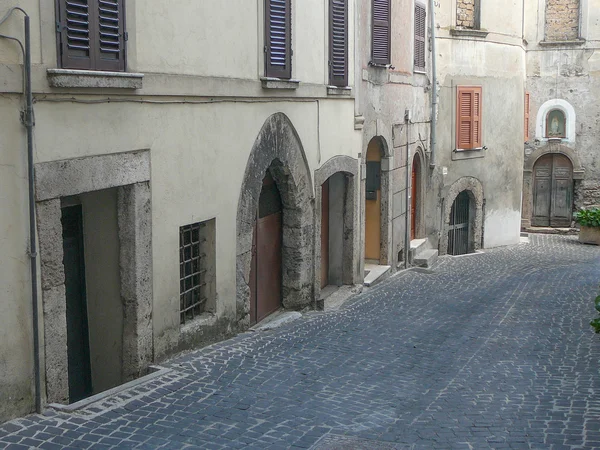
[61, 204, 93, 403]
[250, 172, 283, 325]
[411, 156, 420, 239]
[448, 191, 470, 256]
[532, 154, 573, 227]
[321, 179, 330, 289]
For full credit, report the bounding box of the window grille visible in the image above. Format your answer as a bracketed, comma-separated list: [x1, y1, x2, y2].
[179, 222, 207, 324]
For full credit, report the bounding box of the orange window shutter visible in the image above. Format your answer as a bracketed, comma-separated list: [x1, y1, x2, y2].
[472, 87, 482, 148]
[524, 92, 530, 141]
[457, 88, 473, 149]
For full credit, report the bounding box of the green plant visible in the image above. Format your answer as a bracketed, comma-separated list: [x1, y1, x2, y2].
[575, 208, 600, 228]
[591, 294, 600, 333]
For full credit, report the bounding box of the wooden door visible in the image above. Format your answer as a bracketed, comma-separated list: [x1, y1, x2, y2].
[61, 204, 93, 403]
[365, 140, 382, 261]
[321, 179, 330, 289]
[551, 155, 573, 227]
[411, 156, 420, 240]
[532, 154, 573, 227]
[250, 172, 283, 325]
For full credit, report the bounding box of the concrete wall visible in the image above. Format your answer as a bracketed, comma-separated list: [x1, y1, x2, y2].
[0, 0, 360, 421]
[80, 189, 124, 394]
[525, 0, 600, 211]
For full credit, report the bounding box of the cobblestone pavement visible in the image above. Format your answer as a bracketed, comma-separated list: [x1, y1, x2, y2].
[2, 234, 600, 450]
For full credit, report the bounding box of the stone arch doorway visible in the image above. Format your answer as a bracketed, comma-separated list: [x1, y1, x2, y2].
[411, 152, 423, 240]
[522, 143, 583, 229]
[440, 177, 484, 256]
[365, 137, 385, 262]
[532, 154, 573, 227]
[236, 113, 314, 328]
[314, 155, 360, 299]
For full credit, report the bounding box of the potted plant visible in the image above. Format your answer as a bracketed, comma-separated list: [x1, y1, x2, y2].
[591, 293, 600, 333]
[575, 208, 600, 245]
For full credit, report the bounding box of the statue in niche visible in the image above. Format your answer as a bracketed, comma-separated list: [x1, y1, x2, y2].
[546, 109, 566, 138]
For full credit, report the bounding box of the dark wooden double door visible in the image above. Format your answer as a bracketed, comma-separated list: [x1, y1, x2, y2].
[532, 154, 573, 227]
[249, 172, 283, 325]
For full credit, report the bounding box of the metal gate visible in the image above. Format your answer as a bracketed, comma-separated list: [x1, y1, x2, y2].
[448, 191, 470, 256]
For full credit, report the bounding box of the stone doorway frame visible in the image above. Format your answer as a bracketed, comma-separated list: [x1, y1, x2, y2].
[314, 155, 360, 300]
[362, 136, 393, 266]
[522, 143, 584, 228]
[35, 150, 153, 404]
[440, 177, 484, 256]
[411, 148, 427, 240]
[236, 113, 315, 327]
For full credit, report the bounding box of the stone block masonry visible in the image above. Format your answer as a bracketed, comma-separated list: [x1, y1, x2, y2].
[546, 0, 580, 41]
[457, 0, 476, 28]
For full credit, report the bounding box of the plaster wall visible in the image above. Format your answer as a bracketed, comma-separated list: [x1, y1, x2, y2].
[432, 1, 525, 250]
[0, 96, 33, 422]
[80, 188, 124, 394]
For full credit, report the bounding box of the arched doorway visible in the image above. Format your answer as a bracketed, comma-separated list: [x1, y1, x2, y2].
[365, 138, 383, 262]
[411, 155, 422, 239]
[249, 170, 283, 325]
[448, 191, 471, 255]
[532, 153, 573, 227]
[237, 113, 314, 328]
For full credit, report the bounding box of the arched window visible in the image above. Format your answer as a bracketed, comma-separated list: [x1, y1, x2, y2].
[545, 109, 566, 138]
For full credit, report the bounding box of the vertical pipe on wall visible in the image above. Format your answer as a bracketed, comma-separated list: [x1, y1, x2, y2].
[0, 7, 41, 414]
[24, 14, 41, 415]
[404, 111, 410, 269]
[428, 0, 437, 169]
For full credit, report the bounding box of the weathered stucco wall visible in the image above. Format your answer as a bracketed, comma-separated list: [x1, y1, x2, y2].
[525, 0, 600, 211]
[432, 0, 525, 251]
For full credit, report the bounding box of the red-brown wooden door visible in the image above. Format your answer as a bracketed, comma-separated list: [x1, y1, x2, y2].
[411, 156, 420, 239]
[249, 172, 283, 325]
[532, 154, 573, 227]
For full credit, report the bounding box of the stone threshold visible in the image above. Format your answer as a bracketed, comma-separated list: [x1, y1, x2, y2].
[524, 227, 578, 235]
[48, 366, 172, 413]
[249, 309, 303, 332]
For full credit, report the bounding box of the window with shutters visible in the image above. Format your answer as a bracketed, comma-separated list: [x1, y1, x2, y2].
[329, 0, 348, 87]
[371, 0, 391, 66]
[456, 86, 482, 150]
[414, 3, 426, 72]
[265, 0, 292, 79]
[524, 92, 530, 142]
[56, 0, 126, 72]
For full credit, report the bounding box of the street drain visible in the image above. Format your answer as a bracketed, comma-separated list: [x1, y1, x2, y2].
[311, 434, 401, 449]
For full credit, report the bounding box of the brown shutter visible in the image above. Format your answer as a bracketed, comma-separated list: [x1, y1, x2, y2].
[329, 0, 348, 87]
[524, 92, 530, 141]
[372, 0, 390, 65]
[265, 0, 292, 79]
[414, 3, 426, 71]
[57, 0, 93, 69]
[57, 0, 125, 71]
[456, 86, 482, 149]
[94, 0, 126, 71]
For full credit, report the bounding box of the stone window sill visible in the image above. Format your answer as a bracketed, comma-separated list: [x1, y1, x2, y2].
[261, 77, 300, 90]
[450, 28, 489, 39]
[452, 146, 487, 161]
[539, 39, 585, 47]
[47, 69, 144, 89]
[327, 85, 352, 96]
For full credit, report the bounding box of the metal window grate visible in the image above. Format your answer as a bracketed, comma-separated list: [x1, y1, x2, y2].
[179, 222, 207, 325]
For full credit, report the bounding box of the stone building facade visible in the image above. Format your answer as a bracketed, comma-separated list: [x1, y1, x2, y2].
[0, 0, 361, 422]
[522, 0, 600, 228]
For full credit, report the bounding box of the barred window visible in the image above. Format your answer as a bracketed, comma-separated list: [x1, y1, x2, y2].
[179, 221, 210, 324]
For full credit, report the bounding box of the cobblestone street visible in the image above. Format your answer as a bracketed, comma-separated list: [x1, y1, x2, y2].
[1, 234, 600, 449]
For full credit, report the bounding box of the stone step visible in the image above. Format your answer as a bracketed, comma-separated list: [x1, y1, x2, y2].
[409, 238, 429, 263]
[414, 249, 438, 268]
[363, 264, 391, 287]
